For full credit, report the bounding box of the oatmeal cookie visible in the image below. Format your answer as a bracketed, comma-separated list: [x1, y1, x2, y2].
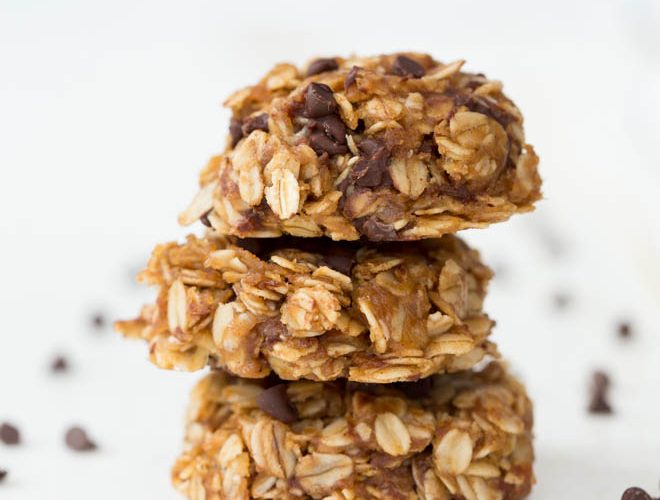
[115, 234, 495, 382]
[179, 53, 540, 241]
[172, 362, 534, 499]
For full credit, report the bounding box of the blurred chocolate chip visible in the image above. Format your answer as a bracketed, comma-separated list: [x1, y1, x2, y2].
[350, 138, 391, 188]
[418, 134, 438, 155]
[395, 377, 433, 399]
[199, 209, 213, 228]
[552, 292, 571, 310]
[51, 355, 69, 373]
[344, 66, 361, 91]
[229, 117, 244, 147]
[391, 55, 425, 78]
[91, 313, 106, 330]
[65, 426, 97, 451]
[241, 113, 269, 135]
[256, 384, 298, 423]
[0, 423, 20, 445]
[588, 370, 613, 415]
[307, 58, 339, 76]
[438, 182, 475, 202]
[617, 321, 632, 339]
[358, 217, 397, 241]
[0, 469, 6, 482]
[304, 83, 338, 118]
[622, 487, 653, 500]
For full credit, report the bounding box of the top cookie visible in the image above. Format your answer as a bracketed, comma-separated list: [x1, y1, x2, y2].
[180, 53, 541, 241]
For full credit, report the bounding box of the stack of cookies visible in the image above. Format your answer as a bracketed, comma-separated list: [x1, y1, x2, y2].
[117, 53, 541, 499]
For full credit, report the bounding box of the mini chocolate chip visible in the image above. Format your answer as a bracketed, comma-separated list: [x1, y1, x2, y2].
[91, 313, 105, 330]
[256, 384, 298, 423]
[51, 355, 69, 373]
[65, 426, 97, 451]
[588, 370, 613, 415]
[438, 182, 475, 203]
[358, 217, 397, 241]
[241, 113, 269, 135]
[350, 138, 391, 188]
[304, 83, 338, 118]
[323, 251, 355, 276]
[391, 55, 425, 78]
[618, 321, 632, 339]
[552, 292, 571, 310]
[466, 97, 514, 127]
[419, 134, 439, 156]
[310, 115, 347, 144]
[0, 469, 6, 482]
[0, 423, 20, 445]
[344, 66, 360, 91]
[306, 58, 339, 76]
[309, 131, 348, 156]
[395, 377, 433, 399]
[229, 117, 244, 147]
[622, 487, 653, 500]
[200, 209, 213, 228]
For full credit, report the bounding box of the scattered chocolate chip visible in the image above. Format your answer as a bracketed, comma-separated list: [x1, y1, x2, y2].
[199, 209, 213, 228]
[241, 113, 269, 136]
[588, 370, 613, 415]
[622, 487, 653, 500]
[306, 58, 339, 76]
[617, 321, 632, 339]
[65, 426, 97, 451]
[256, 384, 298, 423]
[0, 469, 7, 482]
[552, 292, 571, 310]
[350, 138, 391, 188]
[229, 117, 244, 147]
[51, 355, 69, 373]
[91, 313, 106, 330]
[0, 423, 20, 446]
[358, 217, 397, 241]
[304, 83, 338, 118]
[391, 55, 425, 78]
[344, 66, 360, 91]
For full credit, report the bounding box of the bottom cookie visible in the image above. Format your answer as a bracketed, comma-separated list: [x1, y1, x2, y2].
[172, 362, 534, 499]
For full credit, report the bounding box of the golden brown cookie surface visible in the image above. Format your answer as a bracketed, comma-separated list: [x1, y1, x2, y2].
[180, 53, 541, 241]
[116, 234, 495, 382]
[173, 362, 534, 499]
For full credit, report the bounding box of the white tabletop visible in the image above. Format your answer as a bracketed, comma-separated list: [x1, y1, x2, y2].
[1, 0, 659, 498]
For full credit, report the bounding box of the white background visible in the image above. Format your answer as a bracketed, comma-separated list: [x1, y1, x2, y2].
[1, 0, 659, 498]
